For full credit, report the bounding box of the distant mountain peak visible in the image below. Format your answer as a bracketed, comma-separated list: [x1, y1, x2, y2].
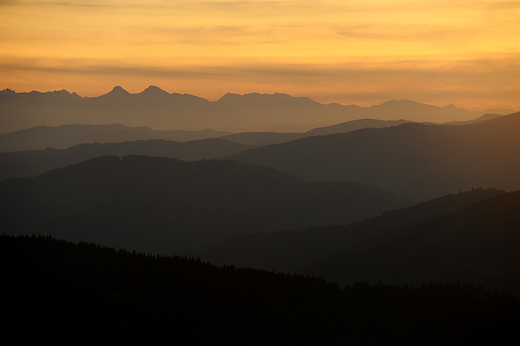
[141, 85, 169, 95]
[0, 88, 16, 95]
[50, 89, 74, 97]
[108, 86, 130, 95]
[381, 99, 424, 106]
[217, 91, 318, 106]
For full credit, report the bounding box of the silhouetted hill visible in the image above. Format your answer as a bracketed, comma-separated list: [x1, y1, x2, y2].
[363, 100, 483, 122]
[1, 113, 502, 152]
[305, 118, 413, 136]
[220, 131, 304, 146]
[0, 138, 255, 181]
[302, 190, 520, 297]
[220, 114, 499, 146]
[200, 188, 504, 274]
[0, 155, 411, 254]
[0, 123, 230, 152]
[1, 87, 514, 133]
[220, 120, 412, 147]
[442, 113, 503, 125]
[225, 112, 520, 201]
[5, 234, 518, 345]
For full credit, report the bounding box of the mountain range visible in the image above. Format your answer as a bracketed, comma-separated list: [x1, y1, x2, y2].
[0, 155, 411, 254]
[2, 112, 518, 200]
[0, 114, 501, 153]
[302, 189, 520, 297]
[200, 187, 520, 296]
[226, 111, 520, 202]
[0, 123, 231, 152]
[0, 138, 255, 181]
[3, 85, 520, 342]
[0, 86, 514, 133]
[200, 188, 504, 271]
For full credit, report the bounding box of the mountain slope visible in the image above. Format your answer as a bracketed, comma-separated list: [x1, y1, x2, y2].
[0, 123, 230, 152]
[226, 112, 520, 201]
[0, 138, 255, 181]
[5, 234, 518, 345]
[200, 188, 520, 296]
[200, 188, 504, 273]
[304, 118, 412, 136]
[0, 155, 411, 254]
[302, 190, 520, 297]
[219, 114, 501, 146]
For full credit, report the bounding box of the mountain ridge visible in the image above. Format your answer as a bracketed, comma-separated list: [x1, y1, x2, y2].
[199, 187, 520, 297]
[224, 111, 520, 201]
[301, 190, 520, 296]
[200, 188, 504, 273]
[1, 86, 515, 133]
[0, 155, 412, 254]
[0, 123, 232, 152]
[0, 137, 254, 181]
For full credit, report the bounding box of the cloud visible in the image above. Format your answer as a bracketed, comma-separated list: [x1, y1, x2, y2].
[335, 24, 464, 42]
[2, 53, 519, 83]
[488, 1, 520, 9]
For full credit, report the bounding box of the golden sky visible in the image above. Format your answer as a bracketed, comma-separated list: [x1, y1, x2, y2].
[1, 0, 519, 110]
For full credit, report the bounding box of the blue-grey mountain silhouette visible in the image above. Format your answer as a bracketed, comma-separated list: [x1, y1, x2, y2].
[1, 87, 514, 133]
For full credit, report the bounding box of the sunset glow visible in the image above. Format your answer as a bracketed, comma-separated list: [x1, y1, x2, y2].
[1, 0, 519, 110]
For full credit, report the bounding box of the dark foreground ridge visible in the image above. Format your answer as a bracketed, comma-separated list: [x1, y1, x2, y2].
[3, 234, 519, 345]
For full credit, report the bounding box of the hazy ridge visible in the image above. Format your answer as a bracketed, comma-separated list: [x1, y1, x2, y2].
[302, 190, 520, 296]
[0, 138, 255, 181]
[0, 155, 411, 254]
[0, 123, 230, 152]
[1, 86, 514, 133]
[201, 188, 520, 296]
[226, 111, 520, 201]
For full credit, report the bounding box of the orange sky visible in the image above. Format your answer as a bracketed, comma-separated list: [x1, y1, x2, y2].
[1, 0, 519, 110]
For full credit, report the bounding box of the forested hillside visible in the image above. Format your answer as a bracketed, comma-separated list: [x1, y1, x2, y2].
[3, 234, 518, 345]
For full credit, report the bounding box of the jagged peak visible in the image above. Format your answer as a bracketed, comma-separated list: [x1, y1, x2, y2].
[0, 88, 16, 95]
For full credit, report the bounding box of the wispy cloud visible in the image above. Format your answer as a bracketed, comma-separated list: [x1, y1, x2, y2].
[335, 24, 465, 41]
[487, 1, 520, 9]
[2, 53, 519, 98]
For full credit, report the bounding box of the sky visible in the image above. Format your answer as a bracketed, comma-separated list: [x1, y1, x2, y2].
[1, 0, 519, 110]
